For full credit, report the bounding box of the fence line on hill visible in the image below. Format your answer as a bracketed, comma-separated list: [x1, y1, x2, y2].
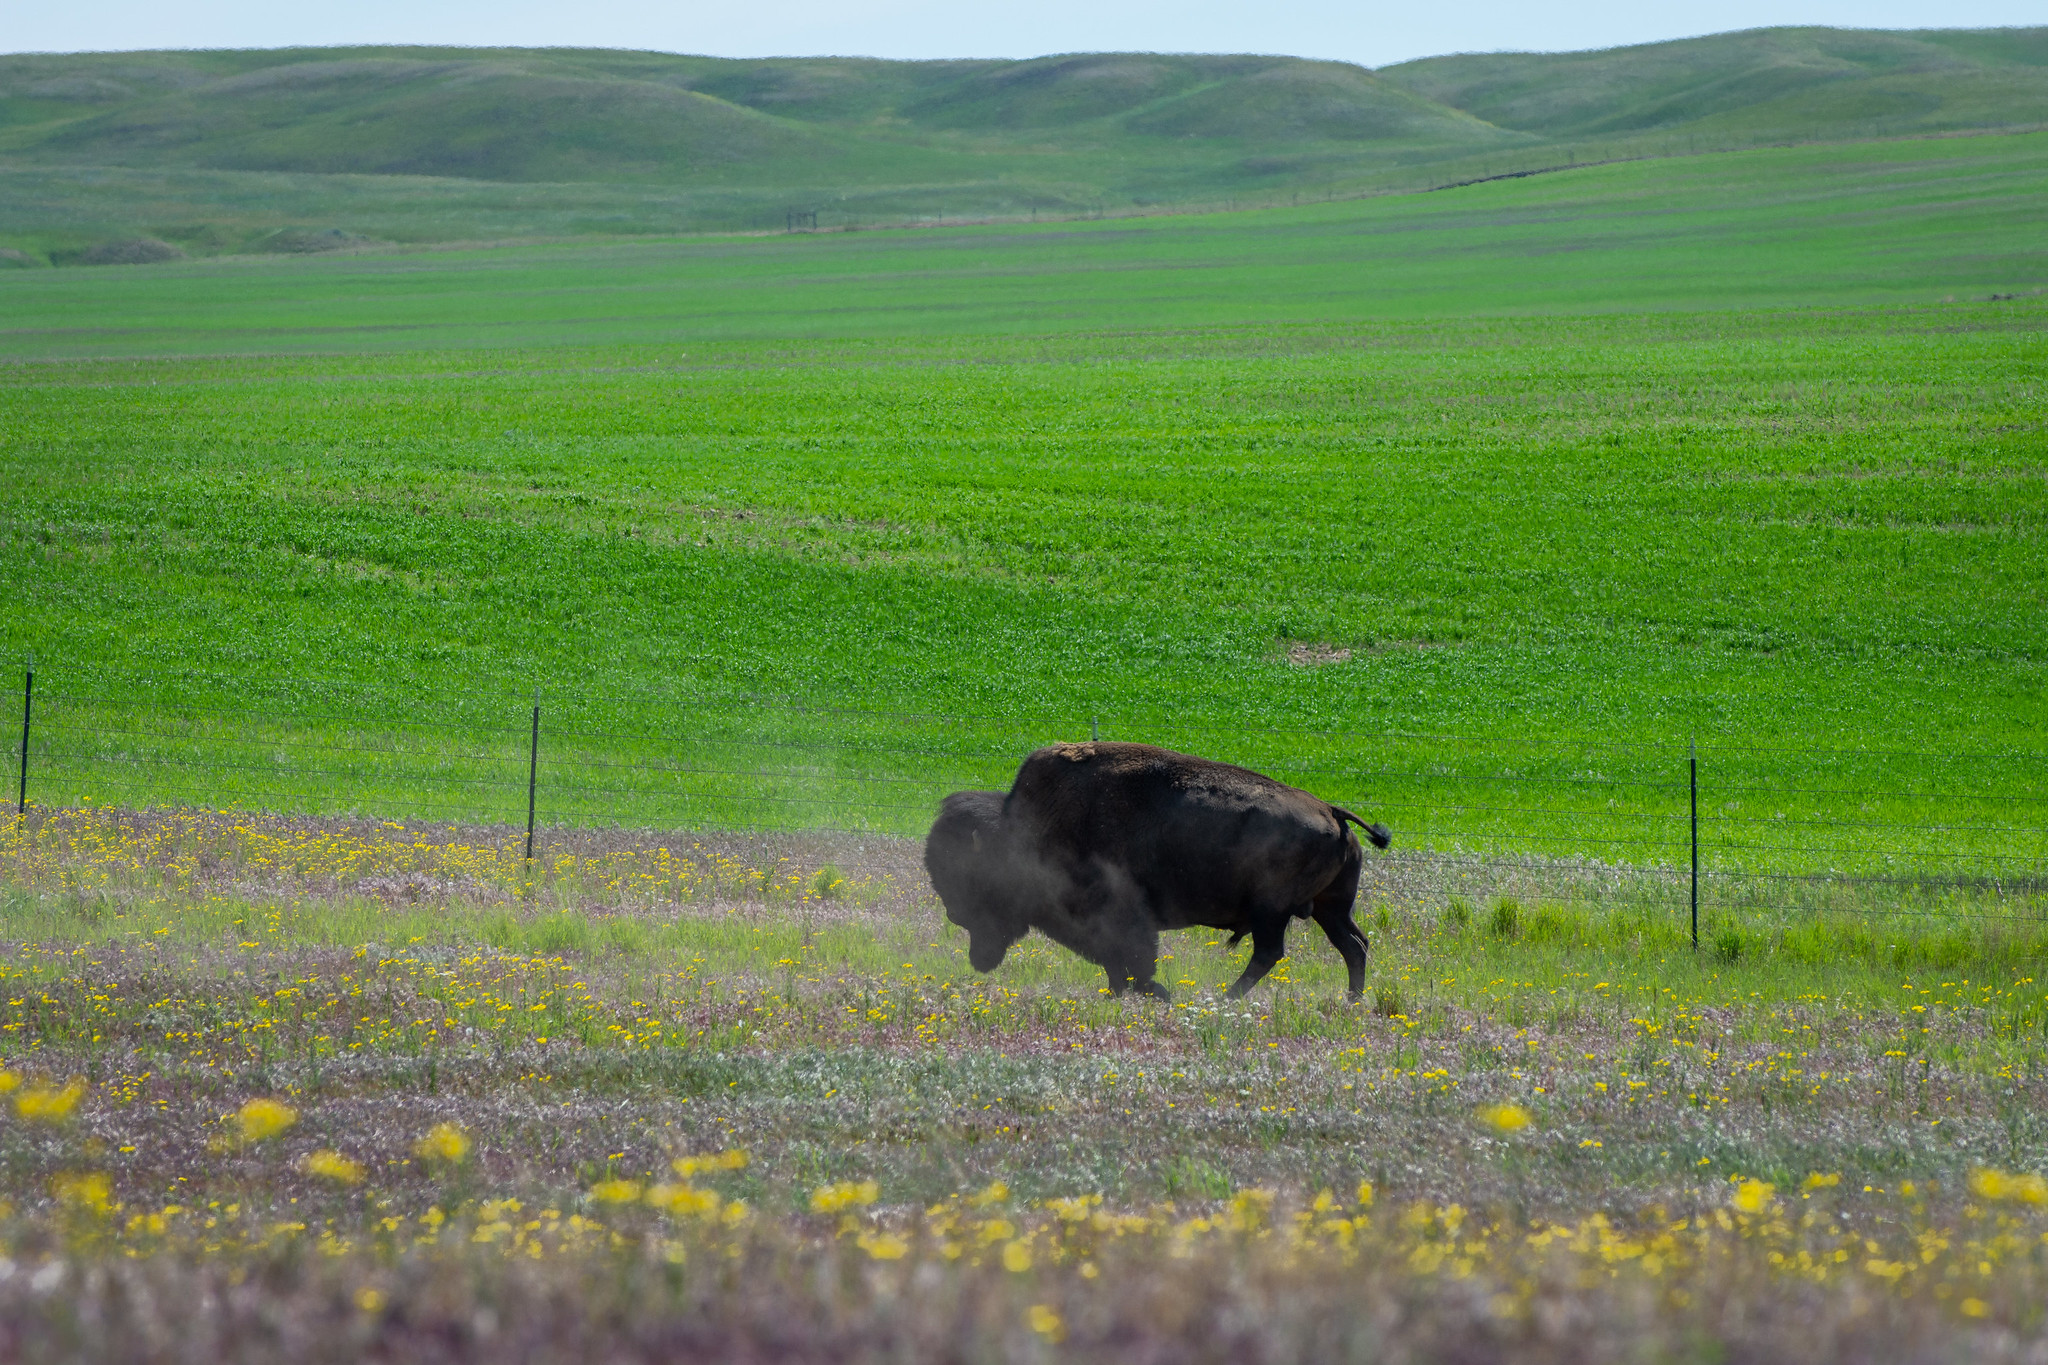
[5, 661, 2045, 938]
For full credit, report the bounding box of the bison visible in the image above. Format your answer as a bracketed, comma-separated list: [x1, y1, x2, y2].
[924, 741, 1391, 1002]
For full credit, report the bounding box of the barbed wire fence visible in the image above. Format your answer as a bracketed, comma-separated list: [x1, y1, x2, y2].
[5, 659, 2045, 937]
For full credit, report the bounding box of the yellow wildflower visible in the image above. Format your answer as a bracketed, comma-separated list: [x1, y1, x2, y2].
[1027, 1305, 1065, 1342]
[51, 1171, 114, 1214]
[0, 1071, 18, 1094]
[1732, 1180, 1775, 1214]
[1476, 1103, 1531, 1134]
[1046, 1195, 1102, 1222]
[235, 1098, 298, 1144]
[1356, 1180, 1375, 1208]
[414, 1122, 471, 1164]
[300, 1150, 365, 1184]
[1969, 1167, 2048, 1205]
[1803, 1172, 1841, 1191]
[810, 1180, 879, 1213]
[1225, 1188, 1274, 1232]
[589, 1179, 643, 1204]
[16, 1079, 85, 1124]
[1002, 1240, 1034, 1272]
[857, 1230, 909, 1260]
[647, 1182, 723, 1216]
[670, 1149, 748, 1177]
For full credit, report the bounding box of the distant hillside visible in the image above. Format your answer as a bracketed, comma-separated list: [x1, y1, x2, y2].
[9, 56, 852, 183]
[0, 26, 2041, 259]
[0, 48, 1515, 185]
[1381, 26, 2048, 142]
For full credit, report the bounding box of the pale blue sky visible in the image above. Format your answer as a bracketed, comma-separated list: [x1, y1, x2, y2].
[5, 0, 2040, 68]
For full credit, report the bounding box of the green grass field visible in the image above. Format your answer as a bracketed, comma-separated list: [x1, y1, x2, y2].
[5, 131, 2046, 351]
[0, 125, 2043, 1361]
[3, 133, 2044, 884]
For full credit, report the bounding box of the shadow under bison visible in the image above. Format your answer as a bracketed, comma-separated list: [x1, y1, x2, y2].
[924, 741, 1391, 1001]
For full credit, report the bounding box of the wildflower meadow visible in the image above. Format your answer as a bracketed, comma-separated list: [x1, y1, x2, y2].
[0, 803, 2040, 1360]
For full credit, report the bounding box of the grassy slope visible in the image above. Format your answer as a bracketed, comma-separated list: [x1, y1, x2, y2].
[1383, 25, 2048, 143]
[1, 133, 2043, 353]
[0, 27, 2043, 250]
[0, 47, 1511, 243]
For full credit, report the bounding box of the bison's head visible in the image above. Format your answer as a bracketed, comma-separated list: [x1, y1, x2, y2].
[924, 790, 1029, 972]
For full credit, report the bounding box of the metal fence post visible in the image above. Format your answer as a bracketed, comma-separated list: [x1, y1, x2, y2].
[1090, 717, 1099, 742]
[1689, 737, 1699, 951]
[15, 655, 30, 816]
[525, 691, 540, 862]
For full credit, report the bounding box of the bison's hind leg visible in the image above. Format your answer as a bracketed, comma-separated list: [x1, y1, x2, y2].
[1311, 902, 1370, 1003]
[1309, 834, 1369, 1002]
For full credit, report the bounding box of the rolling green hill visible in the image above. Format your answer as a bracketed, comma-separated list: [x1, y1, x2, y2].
[0, 26, 2041, 257]
[0, 47, 1519, 188]
[1380, 25, 2048, 142]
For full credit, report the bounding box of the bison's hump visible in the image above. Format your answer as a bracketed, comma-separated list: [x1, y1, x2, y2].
[1010, 741, 1341, 835]
[1020, 741, 1295, 795]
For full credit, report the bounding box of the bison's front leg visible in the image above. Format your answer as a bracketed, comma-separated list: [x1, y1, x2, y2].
[1105, 967, 1171, 1000]
[1101, 921, 1169, 1000]
[1224, 916, 1290, 999]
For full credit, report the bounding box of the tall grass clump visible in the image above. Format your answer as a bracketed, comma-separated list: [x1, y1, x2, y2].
[1488, 898, 1521, 938]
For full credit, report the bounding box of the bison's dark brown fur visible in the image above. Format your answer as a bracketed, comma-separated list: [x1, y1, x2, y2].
[924, 741, 1390, 1001]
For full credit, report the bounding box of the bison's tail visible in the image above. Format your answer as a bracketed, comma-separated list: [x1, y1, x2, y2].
[1332, 806, 1393, 850]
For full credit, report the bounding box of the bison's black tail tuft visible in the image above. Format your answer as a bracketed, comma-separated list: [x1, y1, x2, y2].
[1332, 806, 1393, 850]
